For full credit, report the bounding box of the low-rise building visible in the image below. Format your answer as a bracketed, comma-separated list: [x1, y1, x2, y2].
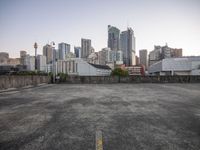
[7, 58, 20, 65]
[87, 52, 99, 64]
[56, 58, 111, 76]
[125, 66, 143, 76]
[148, 56, 200, 76]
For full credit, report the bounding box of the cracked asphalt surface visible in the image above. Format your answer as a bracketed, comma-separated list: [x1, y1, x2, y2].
[0, 84, 200, 150]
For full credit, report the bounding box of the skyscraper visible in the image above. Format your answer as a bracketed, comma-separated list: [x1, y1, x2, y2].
[37, 55, 47, 72]
[58, 43, 70, 60]
[0, 52, 9, 64]
[81, 38, 92, 59]
[20, 51, 27, 65]
[43, 44, 53, 64]
[74, 47, 81, 58]
[120, 27, 136, 66]
[24, 55, 35, 71]
[139, 49, 148, 70]
[108, 25, 120, 51]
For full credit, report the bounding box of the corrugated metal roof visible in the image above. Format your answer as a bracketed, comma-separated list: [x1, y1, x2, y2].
[89, 63, 111, 70]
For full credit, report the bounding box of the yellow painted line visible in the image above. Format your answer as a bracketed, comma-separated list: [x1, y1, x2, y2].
[96, 130, 103, 150]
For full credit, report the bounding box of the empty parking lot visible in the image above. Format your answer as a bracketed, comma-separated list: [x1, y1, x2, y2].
[0, 83, 200, 150]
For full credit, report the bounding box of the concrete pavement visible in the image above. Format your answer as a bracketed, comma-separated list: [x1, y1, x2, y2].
[0, 84, 200, 150]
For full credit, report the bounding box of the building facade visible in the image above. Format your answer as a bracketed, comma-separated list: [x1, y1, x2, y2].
[120, 27, 136, 66]
[139, 49, 148, 70]
[98, 48, 123, 66]
[37, 55, 47, 72]
[24, 55, 35, 71]
[148, 56, 200, 76]
[0, 52, 9, 64]
[20, 51, 27, 65]
[74, 47, 81, 58]
[171, 48, 182, 58]
[43, 44, 53, 64]
[58, 42, 70, 60]
[87, 52, 99, 64]
[56, 58, 111, 76]
[108, 25, 120, 51]
[7, 58, 20, 65]
[149, 44, 183, 67]
[81, 38, 92, 59]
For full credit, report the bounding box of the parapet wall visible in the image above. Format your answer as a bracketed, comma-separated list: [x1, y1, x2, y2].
[64, 75, 200, 84]
[0, 75, 50, 90]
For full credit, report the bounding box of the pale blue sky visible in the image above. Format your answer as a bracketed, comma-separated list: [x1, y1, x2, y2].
[0, 0, 200, 57]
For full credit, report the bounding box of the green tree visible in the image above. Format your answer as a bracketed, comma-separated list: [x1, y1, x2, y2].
[57, 73, 68, 82]
[111, 68, 128, 77]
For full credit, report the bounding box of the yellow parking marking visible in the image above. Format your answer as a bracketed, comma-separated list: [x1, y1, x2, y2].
[96, 130, 103, 150]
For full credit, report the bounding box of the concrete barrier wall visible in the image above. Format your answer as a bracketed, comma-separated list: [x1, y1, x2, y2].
[0, 75, 50, 90]
[64, 75, 200, 84]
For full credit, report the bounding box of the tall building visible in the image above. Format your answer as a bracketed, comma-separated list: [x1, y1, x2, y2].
[0, 52, 9, 64]
[149, 46, 162, 66]
[20, 51, 27, 58]
[43, 44, 53, 64]
[161, 44, 171, 59]
[81, 38, 92, 59]
[20, 51, 27, 65]
[108, 25, 120, 51]
[136, 55, 140, 66]
[120, 27, 136, 66]
[24, 55, 35, 71]
[98, 48, 109, 65]
[58, 43, 70, 60]
[37, 55, 47, 72]
[139, 49, 148, 70]
[74, 47, 81, 58]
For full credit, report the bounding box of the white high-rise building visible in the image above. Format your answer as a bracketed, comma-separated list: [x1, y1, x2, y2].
[58, 43, 70, 60]
[24, 55, 35, 71]
[120, 27, 136, 66]
[37, 55, 47, 72]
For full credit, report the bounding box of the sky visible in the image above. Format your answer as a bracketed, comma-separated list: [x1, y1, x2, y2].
[0, 0, 200, 58]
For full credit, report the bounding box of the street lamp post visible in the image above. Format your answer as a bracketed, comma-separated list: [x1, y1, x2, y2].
[50, 41, 56, 83]
[34, 42, 38, 71]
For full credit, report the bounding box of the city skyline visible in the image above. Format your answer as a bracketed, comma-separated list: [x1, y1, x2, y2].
[0, 0, 200, 58]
